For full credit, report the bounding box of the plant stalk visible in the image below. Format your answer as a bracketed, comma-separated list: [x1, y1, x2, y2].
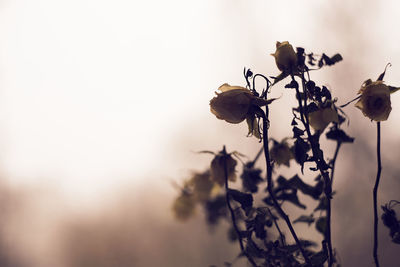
[222, 147, 258, 267]
[262, 113, 311, 266]
[373, 122, 382, 267]
[295, 74, 334, 266]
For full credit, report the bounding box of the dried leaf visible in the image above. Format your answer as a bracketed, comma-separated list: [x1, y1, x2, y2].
[310, 249, 328, 266]
[316, 217, 327, 235]
[326, 128, 354, 143]
[276, 189, 306, 209]
[293, 214, 315, 226]
[228, 189, 253, 215]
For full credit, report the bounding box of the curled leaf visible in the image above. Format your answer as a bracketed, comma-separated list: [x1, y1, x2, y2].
[316, 217, 327, 235]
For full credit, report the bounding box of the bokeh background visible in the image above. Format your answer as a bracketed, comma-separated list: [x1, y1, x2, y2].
[0, 0, 400, 266]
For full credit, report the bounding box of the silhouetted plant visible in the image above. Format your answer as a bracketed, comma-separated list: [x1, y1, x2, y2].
[172, 41, 400, 267]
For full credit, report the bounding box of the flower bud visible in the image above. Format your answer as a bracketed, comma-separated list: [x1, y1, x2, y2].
[210, 153, 237, 186]
[271, 41, 298, 72]
[210, 84, 270, 124]
[355, 80, 392, 121]
[210, 84, 253, 123]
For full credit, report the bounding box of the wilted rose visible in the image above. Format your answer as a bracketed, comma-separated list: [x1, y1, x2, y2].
[271, 41, 298, 72]
[187, 171, 214, 202]
[355, 80, 392, 121]
[172, 193, 196, 221]
[308, 104, 339, 132]
[270, 139, 294, 167]
[210, 83, 270, 124]
[210, 152, 237, 186]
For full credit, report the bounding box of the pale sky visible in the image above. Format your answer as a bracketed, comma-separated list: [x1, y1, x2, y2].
[1, 0, 400, 201]
[0, 0, 328, 199]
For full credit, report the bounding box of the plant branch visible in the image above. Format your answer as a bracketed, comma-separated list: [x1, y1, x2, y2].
[262, 114, 312, 266]
[251, 147, 264, 166]
[326, 141, 341, 267]
[373, 122, 382, 267]
[295, 74, 334, 266]
[222, 147, 258, 267]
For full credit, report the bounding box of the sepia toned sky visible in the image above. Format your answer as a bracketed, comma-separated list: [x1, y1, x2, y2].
[1, 0, 400, 266]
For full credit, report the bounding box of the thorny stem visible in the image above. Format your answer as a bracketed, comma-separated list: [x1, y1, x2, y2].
[373, 122, 382, 267]
[262, 113, 312, 266]
[222, 147, 258, 267]
[295, 74, 334, 266]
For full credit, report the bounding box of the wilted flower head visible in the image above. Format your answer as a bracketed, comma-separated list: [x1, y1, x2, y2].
[186, 170, 214, 202]
[172, 192, 196, 221]
[308, 103, 339, 132]
[355, 79, 392, 121]
[210, 83, 270, 124]
[210, 151, 237, 186]
[271, 41, 298, 72]
[270, 139, 294, 167]
[241, 163, 263, 193]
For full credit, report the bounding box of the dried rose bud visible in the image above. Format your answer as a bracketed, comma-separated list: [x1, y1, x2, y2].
[308, 104, 339, 132]
[210, 83, 270, 124]
[271, 41, 298, 72]
[355, 80, 392, 121]
[210, 152, 237, 186]
[270, 139, 294, 167]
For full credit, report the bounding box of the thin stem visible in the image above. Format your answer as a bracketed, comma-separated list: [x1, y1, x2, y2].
[388, 200, 400, 208]
[253, 73, 271, 95]
[326, 196, 333, 267]
[326, 141, 341, 267]
[262, 116, 312, 266]
[373, 122, 382, 267]
[251, 147, 264, 166]
[339, 95, 361, 108]
[222, 147, 258, 267]
[296, 74, 334, 265]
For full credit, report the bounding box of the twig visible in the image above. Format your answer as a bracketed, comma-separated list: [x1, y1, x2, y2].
[222, 147, 258, 267]
[251, 147, 264, 166]
[295, 74, 334, 266]
[373, 122, 382, 267]
[262, 115, 312, 266]
[339, 95, 361, 108]
[326, 141, 341, 267]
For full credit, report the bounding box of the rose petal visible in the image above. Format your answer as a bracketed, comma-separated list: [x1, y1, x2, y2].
[218, 83, 247, 92]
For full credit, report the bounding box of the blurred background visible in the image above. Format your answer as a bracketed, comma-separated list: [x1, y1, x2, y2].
[0, 0, 400, 266]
